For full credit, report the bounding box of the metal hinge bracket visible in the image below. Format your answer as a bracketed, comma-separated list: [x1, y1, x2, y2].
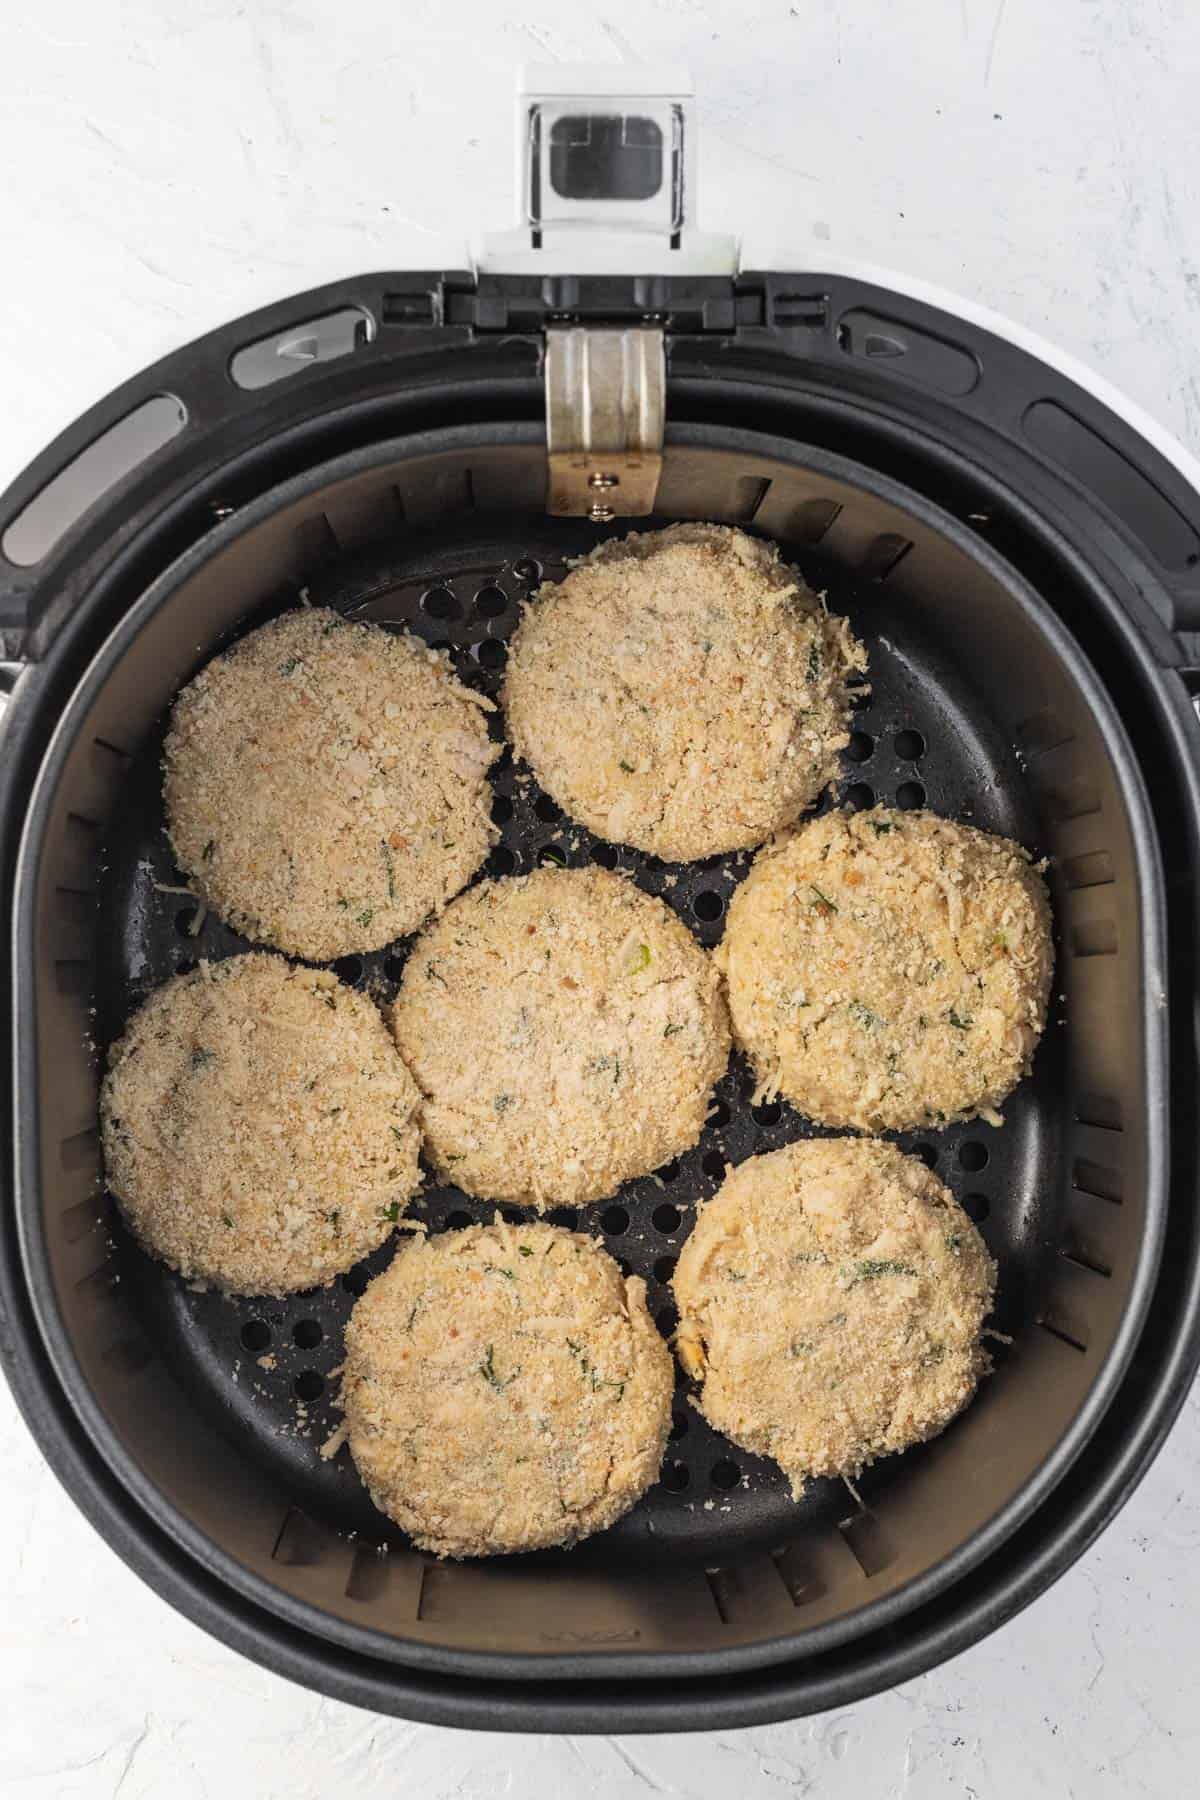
[545, 324, 665, 520]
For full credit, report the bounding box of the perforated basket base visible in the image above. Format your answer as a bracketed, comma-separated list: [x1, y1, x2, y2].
[94, 517, 1060, 1572]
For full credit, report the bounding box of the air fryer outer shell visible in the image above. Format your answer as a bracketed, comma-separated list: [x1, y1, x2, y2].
[2, 266, 1200, 1730]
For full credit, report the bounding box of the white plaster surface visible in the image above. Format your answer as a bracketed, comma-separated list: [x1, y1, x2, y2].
[3, 1, 1200, 1792]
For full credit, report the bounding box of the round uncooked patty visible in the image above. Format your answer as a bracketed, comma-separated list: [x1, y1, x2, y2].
[164, 607, 498, 961]
[718, 807, 1053, 1132]
[389, 865, 730, 1208]
[100, 953, 422, 1295]
[673, 1138, 996, 1496]
[341, 1220, 673, 1557]
[503, 524, 866, 862]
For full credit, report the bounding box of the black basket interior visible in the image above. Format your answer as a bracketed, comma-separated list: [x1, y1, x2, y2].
[24, 434, 1154, 1669]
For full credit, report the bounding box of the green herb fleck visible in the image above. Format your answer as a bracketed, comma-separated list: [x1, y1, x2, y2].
[948, 1009, 973, 1031]
[808, 640, 822, 682]
[590, 1372, 626, 1399]
[789, 1338, 814, 1357]
[390, 1125, 407, 1146]
[944, 1231, 964, 1253]
[190, 1046, 214, 1069]
[664, 1022, 685, 1037]
[202, 839, 216, 861]
[478, 1344, 502, 1388]
[278, 656, 300, 676]
[726, 1270, 747, 1282]
[618, 759, 635, 773]
[869, 819, 894, 836]
[810, 885, 838, 915]
[922, 1342, 947, 1367]
[586, 1052, 621, 1085]
[357, 907, 374, 929]
[518, 1245, 534, 1258]
[792, 1250, 829, 1266]
[488, 1265, 515, 1281]
[632, 943, 651, 972]
[847, 1000, 880, 1030]
[846, 1258, 917, 1287]
[494, 1093, 513, 1113]
[540, 844, 567, 867]
[221, 1211, 234, 1229]
[425, 961, 448, 986]
[381, 841, 396, 902]
[326, 1209, 341, 1235]
[380, 1200, 401, 1223]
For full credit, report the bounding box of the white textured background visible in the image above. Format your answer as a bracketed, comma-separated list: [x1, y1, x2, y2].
[3, 1, 1200, 1793]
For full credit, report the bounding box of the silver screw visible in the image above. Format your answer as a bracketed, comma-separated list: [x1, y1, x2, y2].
[588, 471, 618, 490]
[588, 501, 616, 523]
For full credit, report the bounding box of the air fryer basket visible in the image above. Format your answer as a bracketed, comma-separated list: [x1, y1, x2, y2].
[3, 266, 1200, 1730]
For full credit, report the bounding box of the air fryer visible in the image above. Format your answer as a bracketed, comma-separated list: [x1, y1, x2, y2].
[1, 68, 1199, 1732]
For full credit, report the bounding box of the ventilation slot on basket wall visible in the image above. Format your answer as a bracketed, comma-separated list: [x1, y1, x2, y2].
[770, 1545, 822, 1607]
[345, 1544, 393, 1605]
[54, 960, 90, 997]
[1072, 919, 1118, 958]
[272, 1508, 328, 1569]
[1075, 1094, 1123, 1132]
[1063, 851, 1115, 889]
[60, 1127, 99, 1174]
[1038, 1317, 1088, 1354]
[60, 1199, 102, 1246]
[703, 1567, 735, 1624]
[293, 513, 340, 570]
[731, 476, 771, 521]
[1015, 710, 1075, 757]
[1059, 1240, 1113, 1280]
[1073, 1158, 1123, 1204]
[322, 484, 408, 553]
[74, 1264, 119, 1306]
[837, 1509, 895, 1578]
[860, 533, 913, 582]
[1041, 778, 1102, 822]
[788, 497, 842, 544]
